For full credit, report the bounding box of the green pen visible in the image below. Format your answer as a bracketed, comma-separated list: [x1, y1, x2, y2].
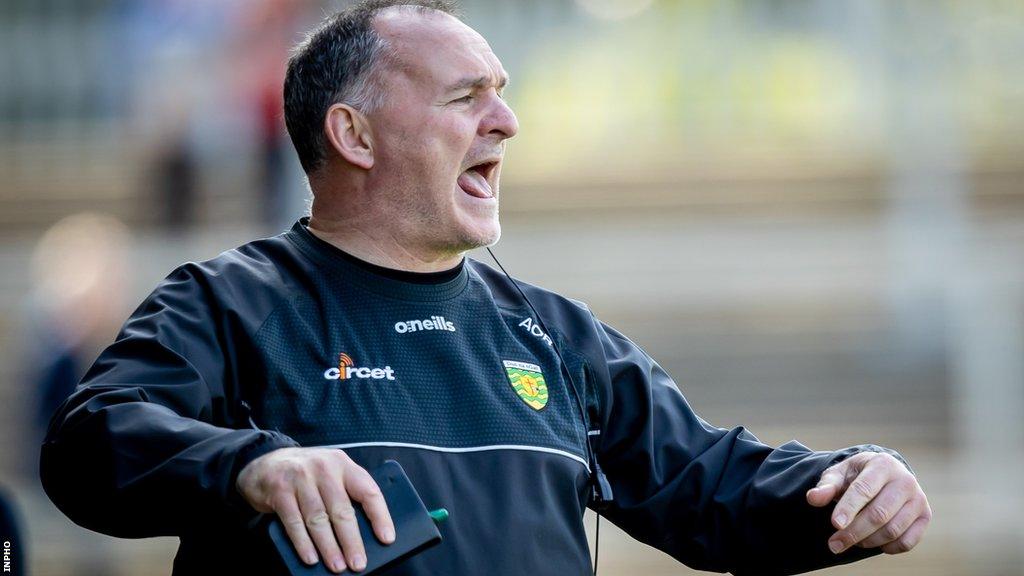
[428, 508, 449, 524]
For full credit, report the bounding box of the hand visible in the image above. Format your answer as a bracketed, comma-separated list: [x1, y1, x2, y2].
[806, 451, 931, 555]
[236, 447, 395, 573]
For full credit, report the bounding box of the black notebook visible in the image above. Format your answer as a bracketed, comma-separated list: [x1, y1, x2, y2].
[259, 460, 443, 575]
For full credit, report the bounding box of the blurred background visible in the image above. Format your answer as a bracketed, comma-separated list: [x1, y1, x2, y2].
[1, 0, 1022, 574]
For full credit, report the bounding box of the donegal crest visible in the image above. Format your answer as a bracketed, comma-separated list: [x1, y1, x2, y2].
[503, 360, 548, 410]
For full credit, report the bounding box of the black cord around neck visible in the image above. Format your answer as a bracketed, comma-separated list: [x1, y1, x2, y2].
[485, 247, 603, 576]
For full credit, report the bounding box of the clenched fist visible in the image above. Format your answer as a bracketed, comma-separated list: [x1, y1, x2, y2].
[236, 447, 395, 573]
[807, 451, 931, 556]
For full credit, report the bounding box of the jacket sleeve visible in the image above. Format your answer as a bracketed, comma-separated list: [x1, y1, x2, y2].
[39, 264, 299, 538]
[586, 316, 909, 575]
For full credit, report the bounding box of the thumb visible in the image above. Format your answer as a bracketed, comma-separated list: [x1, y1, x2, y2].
[806, 463, 848, 507]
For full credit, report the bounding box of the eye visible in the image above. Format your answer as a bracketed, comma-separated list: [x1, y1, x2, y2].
[452, 94, 474, 104]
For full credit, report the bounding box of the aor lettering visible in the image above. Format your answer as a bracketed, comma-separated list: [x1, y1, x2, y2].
[518, 317, 553, 346]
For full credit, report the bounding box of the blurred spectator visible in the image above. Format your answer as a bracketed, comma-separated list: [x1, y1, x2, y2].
[25, 214, 132, 455]
[151, 130, 200, 232]
[125, 0, 313, 232]
[232, 0, 311, 231]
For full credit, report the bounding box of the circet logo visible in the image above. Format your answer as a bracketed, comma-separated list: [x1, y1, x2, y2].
[323, 352, 396, 381]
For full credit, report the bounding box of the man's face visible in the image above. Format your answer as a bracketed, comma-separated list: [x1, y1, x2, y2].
[366, 9, 518, 254]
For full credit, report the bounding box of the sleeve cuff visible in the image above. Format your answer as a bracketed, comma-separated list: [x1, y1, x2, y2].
[225, 430, 300, 517]
[830, 443, 914, 476]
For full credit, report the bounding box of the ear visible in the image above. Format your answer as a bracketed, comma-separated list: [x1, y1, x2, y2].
[324, 103, 374, 170]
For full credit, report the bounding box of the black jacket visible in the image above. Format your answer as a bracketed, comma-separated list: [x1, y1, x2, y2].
[41, 219, 900, 574]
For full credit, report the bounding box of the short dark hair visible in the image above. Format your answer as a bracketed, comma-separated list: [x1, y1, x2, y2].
[284, 0, 460, 175]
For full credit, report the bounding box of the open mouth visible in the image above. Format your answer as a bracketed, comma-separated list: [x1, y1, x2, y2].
[457, 161, 498, 199]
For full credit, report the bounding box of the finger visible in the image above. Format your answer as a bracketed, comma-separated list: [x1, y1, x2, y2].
[273, 491, 318, 566]
[298, 478, 346, 573]
[857, 497, 923, 549]
[347, 466, 395, 546]
[320, 474, 366, 572]
[831, 459, 889, 530]
[807, 464, 848, 507]
[880, 515, 929, 554]
[829, 479, 912, 552]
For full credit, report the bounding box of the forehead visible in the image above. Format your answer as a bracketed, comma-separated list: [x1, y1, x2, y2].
[374, 9, 506, 88]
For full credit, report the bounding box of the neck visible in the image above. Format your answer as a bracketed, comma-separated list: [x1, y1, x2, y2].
[306, 212, 464, 274]
[307, 169, 466, 273]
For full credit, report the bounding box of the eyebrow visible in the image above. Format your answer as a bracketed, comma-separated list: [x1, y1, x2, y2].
[446, 74, 509, 93]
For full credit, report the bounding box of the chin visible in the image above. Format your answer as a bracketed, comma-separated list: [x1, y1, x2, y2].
[479, 224, 501, 247]
[454, 218, 501, 251]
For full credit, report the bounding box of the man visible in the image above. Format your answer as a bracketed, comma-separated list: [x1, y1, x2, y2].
[41, 1, 931, 574]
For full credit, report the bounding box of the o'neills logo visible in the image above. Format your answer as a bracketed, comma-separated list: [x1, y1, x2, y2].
[394, 315, 456, 333]
[324, 352, 396, 381]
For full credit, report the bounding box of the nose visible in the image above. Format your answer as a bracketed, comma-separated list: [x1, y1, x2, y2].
[480, 94, 519, 141]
